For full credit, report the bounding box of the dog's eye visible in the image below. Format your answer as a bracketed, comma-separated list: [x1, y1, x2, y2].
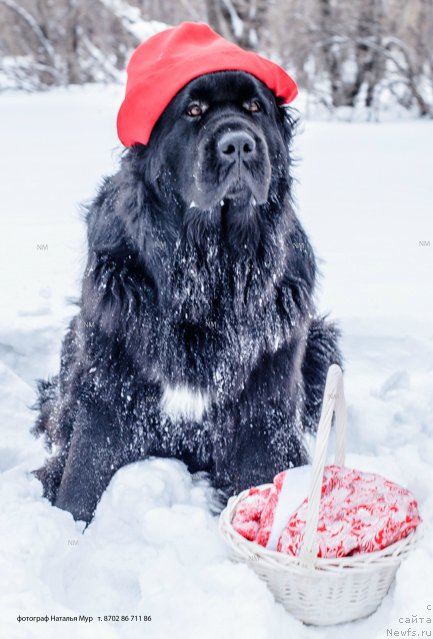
[186, 103, 206, 117]
[243, 100, 261, 113]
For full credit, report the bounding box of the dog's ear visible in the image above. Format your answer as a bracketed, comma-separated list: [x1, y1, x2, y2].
[277, 103, 299, 149]
[120, 143, 158, 181]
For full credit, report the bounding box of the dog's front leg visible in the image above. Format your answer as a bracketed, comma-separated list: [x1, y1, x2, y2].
[54, 399, 125, 524]
[213, 342, 309, 496]
[228, 397, 307, 495]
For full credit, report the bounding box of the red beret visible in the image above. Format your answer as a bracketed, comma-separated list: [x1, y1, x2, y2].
[117, 22, 298, 147]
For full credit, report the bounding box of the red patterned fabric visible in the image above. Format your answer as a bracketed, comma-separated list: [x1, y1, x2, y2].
[232, 465, 421, 557]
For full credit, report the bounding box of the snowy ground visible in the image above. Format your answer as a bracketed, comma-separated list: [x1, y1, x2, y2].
[0, 85, 432, 639]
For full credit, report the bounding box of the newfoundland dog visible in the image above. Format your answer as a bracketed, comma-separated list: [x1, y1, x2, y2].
[33, 69, 341, 524]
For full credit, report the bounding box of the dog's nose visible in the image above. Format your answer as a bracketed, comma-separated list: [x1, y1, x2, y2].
[217, 131, 256, 163]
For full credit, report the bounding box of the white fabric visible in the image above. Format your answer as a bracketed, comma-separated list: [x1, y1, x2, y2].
[266, 465, 312, 551]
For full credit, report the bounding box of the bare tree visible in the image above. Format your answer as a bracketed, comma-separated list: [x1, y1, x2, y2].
[267, 0, 432, 117]
[0, 0, 136, 88]
[382, 0, 433, 116]
[206, 0, 269, 50]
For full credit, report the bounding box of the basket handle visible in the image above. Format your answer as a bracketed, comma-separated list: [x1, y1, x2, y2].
[298, 364, 347, 568]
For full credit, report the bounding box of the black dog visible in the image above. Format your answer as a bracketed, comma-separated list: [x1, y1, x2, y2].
[33, 70, 341, 524]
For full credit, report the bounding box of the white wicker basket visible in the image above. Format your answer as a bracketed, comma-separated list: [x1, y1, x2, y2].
[219, 364, 420, 625]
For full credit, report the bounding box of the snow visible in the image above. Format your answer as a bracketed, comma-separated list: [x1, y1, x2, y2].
[0, 84, 432, 638]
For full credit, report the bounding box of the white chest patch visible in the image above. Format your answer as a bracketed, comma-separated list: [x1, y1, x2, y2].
[160, 383, 210, 422]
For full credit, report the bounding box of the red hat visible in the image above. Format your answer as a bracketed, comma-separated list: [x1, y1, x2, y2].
[117, 22, 298, 147]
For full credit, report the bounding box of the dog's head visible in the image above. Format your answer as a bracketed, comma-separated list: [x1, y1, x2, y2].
[147, 70, 293, 207]
[125, 71, 296, 236]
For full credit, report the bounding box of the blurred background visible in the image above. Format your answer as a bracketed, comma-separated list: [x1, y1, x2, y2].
[0, 0, 432, 119]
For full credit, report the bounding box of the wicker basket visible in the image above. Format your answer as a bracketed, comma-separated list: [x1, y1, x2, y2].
[219, 364, 420, 626]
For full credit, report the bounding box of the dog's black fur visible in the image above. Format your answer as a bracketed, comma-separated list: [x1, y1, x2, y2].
[32, 71, 342, 524]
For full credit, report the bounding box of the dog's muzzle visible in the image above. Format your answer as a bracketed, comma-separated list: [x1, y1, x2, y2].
[193, 118, 272, 208]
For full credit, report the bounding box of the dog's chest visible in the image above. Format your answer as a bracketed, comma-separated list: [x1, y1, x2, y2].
[159, 382, 211, 422]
